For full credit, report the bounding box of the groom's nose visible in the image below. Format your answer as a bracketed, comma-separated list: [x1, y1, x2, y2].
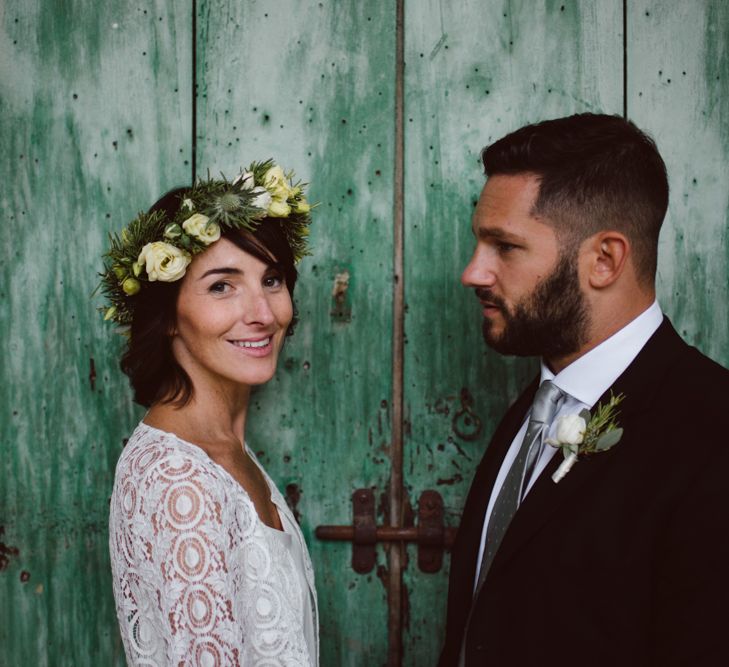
[461, 246, 497, 288]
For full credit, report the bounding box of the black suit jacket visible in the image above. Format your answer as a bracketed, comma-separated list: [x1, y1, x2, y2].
[439, 319, 729, 666]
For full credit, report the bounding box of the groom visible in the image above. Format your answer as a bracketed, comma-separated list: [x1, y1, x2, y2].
[439, 113, 729, 666]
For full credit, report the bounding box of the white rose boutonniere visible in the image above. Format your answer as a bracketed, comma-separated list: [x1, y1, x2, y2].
[547, 393, 625, 483]
[554, 413, 587, 446]
[138, 242, 191, 282]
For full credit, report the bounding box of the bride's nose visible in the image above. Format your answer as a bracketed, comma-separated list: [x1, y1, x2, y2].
[241, 288, 276, 326]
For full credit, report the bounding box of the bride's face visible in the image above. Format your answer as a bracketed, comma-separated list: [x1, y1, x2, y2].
[171, 237, 293, 391]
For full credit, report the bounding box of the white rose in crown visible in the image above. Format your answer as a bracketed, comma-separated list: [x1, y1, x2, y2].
[182, 213, 221, 245]
[138, 242, 191, 282]
[250, 186, 273, 211]
[262, 164, 298, 218]
[263, 164, 294, 200]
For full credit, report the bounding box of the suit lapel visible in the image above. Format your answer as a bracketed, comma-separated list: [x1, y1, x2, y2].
[482, 318, 685, 579]
[452, 377, 539, 593]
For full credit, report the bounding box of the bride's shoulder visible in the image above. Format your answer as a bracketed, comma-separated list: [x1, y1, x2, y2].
[110, 422, 256, 541]
[114, 421, 215, 487]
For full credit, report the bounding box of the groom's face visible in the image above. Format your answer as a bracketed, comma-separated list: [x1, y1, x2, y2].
[461, 173, 589, 359]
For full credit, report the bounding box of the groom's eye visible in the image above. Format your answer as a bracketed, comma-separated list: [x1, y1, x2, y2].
[496, 241, 518, 254]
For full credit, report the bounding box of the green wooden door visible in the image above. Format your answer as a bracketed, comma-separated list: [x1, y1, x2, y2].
[0, 1, 192, 664]
[2, 2, 728, 665]
[401, 2, 624, 658]
[196, 1, 397, 663]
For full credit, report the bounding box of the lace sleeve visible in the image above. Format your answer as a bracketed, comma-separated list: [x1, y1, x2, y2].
[111, 443, 244, 666]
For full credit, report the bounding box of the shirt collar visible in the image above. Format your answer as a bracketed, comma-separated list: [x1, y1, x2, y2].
[540, 301, 663, 408]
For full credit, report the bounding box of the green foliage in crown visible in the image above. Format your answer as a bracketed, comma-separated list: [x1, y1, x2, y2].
[98, 159, 313, 326]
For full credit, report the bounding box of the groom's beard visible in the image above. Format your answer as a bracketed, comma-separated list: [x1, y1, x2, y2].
[478, 252, 589, 359]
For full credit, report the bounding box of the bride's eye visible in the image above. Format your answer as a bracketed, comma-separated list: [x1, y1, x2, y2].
[209, 281, 231, 294]
[263, 272, 284, 289]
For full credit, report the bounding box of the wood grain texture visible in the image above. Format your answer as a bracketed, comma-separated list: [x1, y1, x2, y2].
[195, 2, 396, 664]
[2, 1, 728, 665]
[628, 0, 729, 366]
[0, 1, 191, 664]
[401, 1, 623, 662]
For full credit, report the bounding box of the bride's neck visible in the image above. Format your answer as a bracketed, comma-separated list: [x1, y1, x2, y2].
[145, 381, 251, 451]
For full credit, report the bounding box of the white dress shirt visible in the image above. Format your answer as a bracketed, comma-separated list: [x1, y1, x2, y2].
[473, 301, 664, 588]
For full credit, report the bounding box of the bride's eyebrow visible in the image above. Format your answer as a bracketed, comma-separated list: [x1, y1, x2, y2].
[198, 267, 242, 280]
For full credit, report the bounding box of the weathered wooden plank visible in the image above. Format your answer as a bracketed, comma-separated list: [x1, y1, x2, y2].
[402, 1, 623, 662]
[3, 2, 725, 665]
[628, 0, 729, 367]
[0, 1, 191, 664]
[196, 2, 396, 664]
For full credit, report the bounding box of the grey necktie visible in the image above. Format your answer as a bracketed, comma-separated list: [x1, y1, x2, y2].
[475, 379, 565, 591]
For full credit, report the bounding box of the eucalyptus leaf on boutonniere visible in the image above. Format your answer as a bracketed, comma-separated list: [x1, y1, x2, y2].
[546, 393, 625, 483]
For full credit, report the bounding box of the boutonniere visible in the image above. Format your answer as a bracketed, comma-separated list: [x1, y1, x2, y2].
[546, 393, 625, 483]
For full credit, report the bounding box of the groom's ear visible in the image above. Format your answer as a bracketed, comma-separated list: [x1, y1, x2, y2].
[583, 231, 630, 289]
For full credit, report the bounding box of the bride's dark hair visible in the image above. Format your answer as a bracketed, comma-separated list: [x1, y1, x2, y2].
[120, 188, 298, 408]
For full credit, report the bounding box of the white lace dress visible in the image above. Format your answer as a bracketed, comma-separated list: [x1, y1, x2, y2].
[109, 422, 318, 666]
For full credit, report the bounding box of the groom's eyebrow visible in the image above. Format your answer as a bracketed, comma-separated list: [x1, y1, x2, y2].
[475, 226, 524, 243]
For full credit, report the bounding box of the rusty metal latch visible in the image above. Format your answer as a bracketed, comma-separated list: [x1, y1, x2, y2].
[452, 387, 483, 441]
[315, 489, 456, 573]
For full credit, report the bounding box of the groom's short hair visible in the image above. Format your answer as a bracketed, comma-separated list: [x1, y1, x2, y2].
[481, 113, 669, 283]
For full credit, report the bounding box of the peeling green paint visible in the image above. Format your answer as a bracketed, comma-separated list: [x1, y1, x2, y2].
[629, 0, 729, 367]
[2, 2, 728, 666]
[196, 2, 396, 665]
[0, 1, 191, 664]
[401, 2, 623, 662]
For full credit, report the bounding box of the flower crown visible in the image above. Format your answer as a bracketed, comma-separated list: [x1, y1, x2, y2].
[99, 159, 312, 326]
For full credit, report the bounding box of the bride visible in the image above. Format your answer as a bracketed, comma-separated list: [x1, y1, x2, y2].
[101, 162, 318, 665]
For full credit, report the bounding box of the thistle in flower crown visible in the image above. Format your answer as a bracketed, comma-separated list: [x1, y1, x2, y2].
[98, 160, 313, 326]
